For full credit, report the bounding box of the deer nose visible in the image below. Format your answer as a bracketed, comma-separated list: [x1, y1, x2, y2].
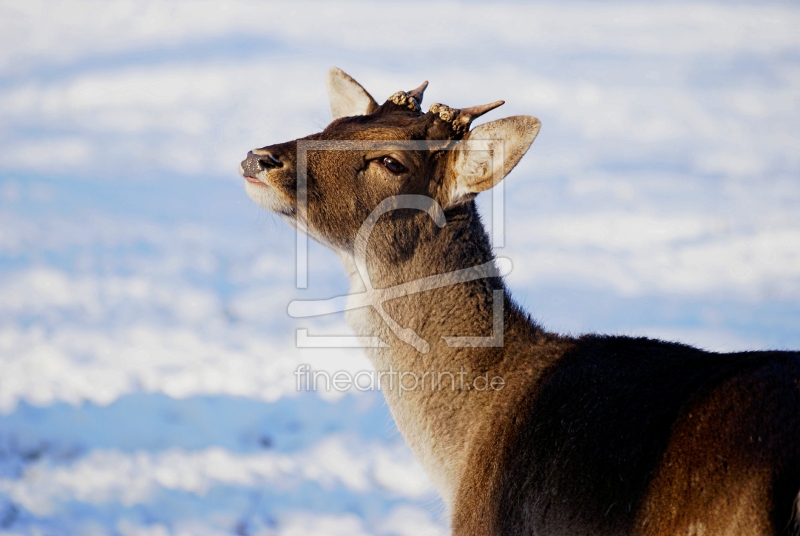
[241, 151, 283, 177]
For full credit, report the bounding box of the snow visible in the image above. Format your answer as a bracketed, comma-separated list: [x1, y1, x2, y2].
[1, 439, 429, 515]
[0, 0, 799, 534]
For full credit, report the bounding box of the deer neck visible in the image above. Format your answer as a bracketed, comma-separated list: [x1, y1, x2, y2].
[337, 201, 528, 506]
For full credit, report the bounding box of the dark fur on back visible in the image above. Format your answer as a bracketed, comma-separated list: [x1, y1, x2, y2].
[494, 336, 800, 535]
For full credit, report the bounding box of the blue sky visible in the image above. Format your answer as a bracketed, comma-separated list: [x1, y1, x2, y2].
[1, 1, 799, 534]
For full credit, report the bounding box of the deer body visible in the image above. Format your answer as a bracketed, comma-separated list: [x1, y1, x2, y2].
[240, 68, 800, 535]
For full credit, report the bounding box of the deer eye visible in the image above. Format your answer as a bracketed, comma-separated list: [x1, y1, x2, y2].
[378, 156, 407, 174]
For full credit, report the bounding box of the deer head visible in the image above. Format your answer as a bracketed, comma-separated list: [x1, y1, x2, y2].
[240, 67, 541, 256]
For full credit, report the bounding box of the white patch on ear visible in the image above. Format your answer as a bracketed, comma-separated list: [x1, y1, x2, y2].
[448, 116, 541, 205]
[326, 67, 379, 119]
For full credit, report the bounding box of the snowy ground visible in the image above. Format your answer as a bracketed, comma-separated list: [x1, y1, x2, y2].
[1, 1, 799, 534]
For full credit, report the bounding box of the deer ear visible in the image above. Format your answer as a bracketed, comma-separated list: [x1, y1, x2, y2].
[446, 116, 541, 205]
[326, 67, 379, 119]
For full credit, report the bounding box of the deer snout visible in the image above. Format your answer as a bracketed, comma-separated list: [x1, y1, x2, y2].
[240, 151, 283, 177]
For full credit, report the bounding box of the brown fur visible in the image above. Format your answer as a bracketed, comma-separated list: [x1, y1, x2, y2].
[638, 357, 800, 535]
[240, 68, 800, 535]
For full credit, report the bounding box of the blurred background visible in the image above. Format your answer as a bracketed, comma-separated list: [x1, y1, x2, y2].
[1, 1, 799, 534]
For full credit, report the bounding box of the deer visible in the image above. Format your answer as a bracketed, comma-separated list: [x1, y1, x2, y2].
[239, 67, 800, 535]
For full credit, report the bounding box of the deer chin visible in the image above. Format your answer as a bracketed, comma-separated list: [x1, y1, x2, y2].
[244, 177, 295, 217]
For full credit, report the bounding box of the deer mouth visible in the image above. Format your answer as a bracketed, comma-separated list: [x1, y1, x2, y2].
[244, 174, 265, 185]
[241, 163, 296, 217]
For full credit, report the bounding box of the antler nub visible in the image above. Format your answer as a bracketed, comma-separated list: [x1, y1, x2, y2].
[457, 100, 505, 123]
[386, 81, 429, 112]
[388, 91, 421, 112]
[429, 100, 505, 133]
[428, 103, 457, 122]
[407, 81, 428, 104]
